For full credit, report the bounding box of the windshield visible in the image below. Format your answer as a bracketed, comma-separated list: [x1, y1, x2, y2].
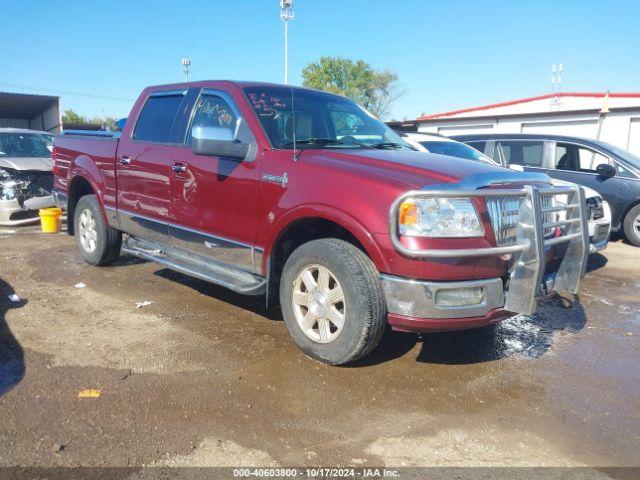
[419, 140, 497, 165]
[243, 86, 411, 150]
[0, 132, 53, 158]
[595, 140, 640, 170]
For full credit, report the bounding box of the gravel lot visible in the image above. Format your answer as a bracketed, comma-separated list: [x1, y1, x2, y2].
[0, 226, 639, 470]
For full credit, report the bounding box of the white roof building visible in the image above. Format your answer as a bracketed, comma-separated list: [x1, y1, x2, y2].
[414, 92, 640, 155]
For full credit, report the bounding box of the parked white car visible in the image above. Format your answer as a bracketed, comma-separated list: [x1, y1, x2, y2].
[401, 132, 611, 253]
[0, 128, 55, 226]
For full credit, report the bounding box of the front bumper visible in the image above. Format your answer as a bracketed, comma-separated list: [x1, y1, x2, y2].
[384, 183, 589, 331]
[0, 198, 40, 226]
[381, 275, 505, 319]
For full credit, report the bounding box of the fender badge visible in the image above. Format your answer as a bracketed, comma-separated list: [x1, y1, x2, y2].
[262, 172, 288, 189]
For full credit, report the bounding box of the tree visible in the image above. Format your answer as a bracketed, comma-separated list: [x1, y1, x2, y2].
[62, 109, 118, 131]
[301, 57, 403, 119]
[62, 109, 85, 125]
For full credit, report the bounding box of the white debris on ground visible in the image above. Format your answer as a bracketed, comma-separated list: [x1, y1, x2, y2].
[7, 293, 20, 302]
[496, 314, 546, 358]
[135, 300, 154, 309]
[74, 282, 86, 289]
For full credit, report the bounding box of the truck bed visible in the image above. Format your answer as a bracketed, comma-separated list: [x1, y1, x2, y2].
[53, 134, 119, 208]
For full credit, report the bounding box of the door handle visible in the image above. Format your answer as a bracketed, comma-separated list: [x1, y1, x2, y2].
[172, 163, 187, 173]
[120, 156, 131, 165]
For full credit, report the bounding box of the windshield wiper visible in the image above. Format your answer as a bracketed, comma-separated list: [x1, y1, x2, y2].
[369, 142, 406, 150]
[279, 138, 352, 148]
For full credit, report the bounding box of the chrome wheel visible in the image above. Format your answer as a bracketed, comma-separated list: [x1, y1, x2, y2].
[634, 214, 640, 234]
[78, 208, 97, 253]
[292, 264, 345, 344]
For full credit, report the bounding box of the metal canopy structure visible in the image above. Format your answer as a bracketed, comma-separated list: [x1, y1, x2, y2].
[0, 91, 61, 133]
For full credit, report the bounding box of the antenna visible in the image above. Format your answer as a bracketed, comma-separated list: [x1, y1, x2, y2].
[280, 0, 294, 84]
[181, 58, 191, 83]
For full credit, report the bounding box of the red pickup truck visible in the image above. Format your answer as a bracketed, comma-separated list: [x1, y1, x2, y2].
[53, 81, 590, 365]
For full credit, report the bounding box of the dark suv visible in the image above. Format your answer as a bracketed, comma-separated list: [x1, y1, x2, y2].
[453, 133, 640, 246]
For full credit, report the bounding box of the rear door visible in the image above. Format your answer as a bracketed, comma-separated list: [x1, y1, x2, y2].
[494, 139, 547, 172]
[549, 141, 625, 224]
[168, 88, 262, 273]
[115, 89, 188, 242]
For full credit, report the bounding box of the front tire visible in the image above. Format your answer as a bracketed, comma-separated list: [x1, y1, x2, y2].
[74, 195, 122, 265]
[279, 238, 387, 365]
[623, 204, 640, 247]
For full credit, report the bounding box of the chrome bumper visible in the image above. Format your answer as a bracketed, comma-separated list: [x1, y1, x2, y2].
[388, 184, 589, 316]
[381, 275, 505, 319]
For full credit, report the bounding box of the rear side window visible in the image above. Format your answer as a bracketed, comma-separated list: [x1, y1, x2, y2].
[499, 141, 544, 167]
[133, 93, 184, 143]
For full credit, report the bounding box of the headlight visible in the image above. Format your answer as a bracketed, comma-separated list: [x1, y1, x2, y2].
[0, 181, 20, 201]
[398, 197, 483, 237]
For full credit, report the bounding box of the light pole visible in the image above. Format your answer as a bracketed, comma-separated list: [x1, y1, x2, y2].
[181, 58, 191, 83]
[280, 0, 294, 84]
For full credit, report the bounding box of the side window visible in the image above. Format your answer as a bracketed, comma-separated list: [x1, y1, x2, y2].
[186, 94, 238, 145]
[578, 147, 611, 172]
[499, 141, 544, 167]
[618, 163, 637, 179]
[133, 94, 184, 143]
[556, 143, 612, 172]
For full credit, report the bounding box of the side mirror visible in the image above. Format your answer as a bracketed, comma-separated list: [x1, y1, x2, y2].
[596, 163, 616, 179]
[191, 126, 249, 160]
[116, 118, 127, 131]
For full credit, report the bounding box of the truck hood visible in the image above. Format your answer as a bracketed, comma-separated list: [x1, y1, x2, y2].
[0, 156, 52, 172]
[309, 149, 546, 189]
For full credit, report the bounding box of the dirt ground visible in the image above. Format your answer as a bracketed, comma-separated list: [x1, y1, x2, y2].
[0, 226, 639, 470]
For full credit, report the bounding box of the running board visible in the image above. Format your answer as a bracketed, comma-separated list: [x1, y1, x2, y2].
[122, 236, 266, 295]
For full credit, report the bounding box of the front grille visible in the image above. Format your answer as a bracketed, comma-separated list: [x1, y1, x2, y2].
[541, 194, 556, 238]
[487, 193, 565, 246]
[486, 197, 522, 246]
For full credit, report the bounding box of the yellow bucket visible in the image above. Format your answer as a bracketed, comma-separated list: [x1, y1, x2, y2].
[39, 207, 63, 233]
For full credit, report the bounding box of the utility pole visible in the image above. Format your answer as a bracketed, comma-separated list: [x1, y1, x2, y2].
[280, 0, 294, 84]
[181, 58, 191, 83]
[550, 63, 563, 110]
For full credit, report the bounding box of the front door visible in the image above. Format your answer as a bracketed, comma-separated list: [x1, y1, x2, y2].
[169, 89, 262, 273]
[548, 142, 625, 225]
[116, 89, 187, 242]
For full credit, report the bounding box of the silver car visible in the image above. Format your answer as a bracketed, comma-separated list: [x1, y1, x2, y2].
[0, 128, 55, 226]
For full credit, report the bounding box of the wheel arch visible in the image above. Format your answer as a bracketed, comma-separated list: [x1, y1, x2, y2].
[67, 174, 100, 235]
[263, 206, 387, 308]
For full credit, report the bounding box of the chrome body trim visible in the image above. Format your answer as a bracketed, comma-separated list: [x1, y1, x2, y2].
[116, 208, 169, 244]
[380, 275, 505, 319]
[103, 205, 118, 228]
[169, 222, 255, 273]
[388, 175, 589, 316]
[113, 207, 262, 274]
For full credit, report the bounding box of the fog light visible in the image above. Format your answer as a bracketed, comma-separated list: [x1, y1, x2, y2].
[435, 287, 484, 307]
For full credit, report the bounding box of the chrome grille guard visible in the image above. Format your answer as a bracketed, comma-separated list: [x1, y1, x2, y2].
[388, 183, 589, 316]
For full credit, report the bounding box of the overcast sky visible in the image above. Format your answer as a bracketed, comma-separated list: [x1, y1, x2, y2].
[2, 0, 638, 120]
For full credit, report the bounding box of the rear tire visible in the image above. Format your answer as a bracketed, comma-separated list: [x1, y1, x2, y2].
[74, 195, 121, 265]
[279, 238, 387, 365]
[623, 204, 640, 247]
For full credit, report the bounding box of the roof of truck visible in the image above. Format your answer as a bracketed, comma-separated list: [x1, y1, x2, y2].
[144, 80, 341, 94]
